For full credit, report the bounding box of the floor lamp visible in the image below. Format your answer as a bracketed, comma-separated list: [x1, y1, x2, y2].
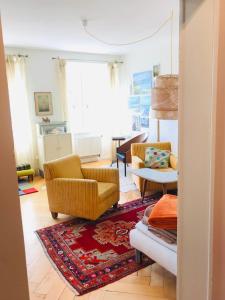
[151, 75, 178, 142]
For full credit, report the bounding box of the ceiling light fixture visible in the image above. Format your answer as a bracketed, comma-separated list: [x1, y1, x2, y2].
[81, 12, 173, 46]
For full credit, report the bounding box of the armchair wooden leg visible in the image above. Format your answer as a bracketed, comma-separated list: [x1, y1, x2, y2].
[51, 212, 58, 219]
[124, 158, 127, 177]
[113, 202, 119, 209]
[116, 158, 119, 168]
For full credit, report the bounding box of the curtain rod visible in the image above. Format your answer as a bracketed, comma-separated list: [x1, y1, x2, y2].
[8, 54, 29, 58]
[51, 56, 123, 64]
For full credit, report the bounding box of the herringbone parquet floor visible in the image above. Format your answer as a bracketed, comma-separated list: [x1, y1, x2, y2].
[20, 161, 176, 300]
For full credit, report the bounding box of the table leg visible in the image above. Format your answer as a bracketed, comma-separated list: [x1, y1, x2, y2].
[162, 183, 167, 195]
[142, 179, 147, 202]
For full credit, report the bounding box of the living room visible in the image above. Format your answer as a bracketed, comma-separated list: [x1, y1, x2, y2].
[1, 1, 224, 300]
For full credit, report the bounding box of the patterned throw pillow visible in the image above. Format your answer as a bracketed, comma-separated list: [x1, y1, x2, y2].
[145, 147, 170, 168]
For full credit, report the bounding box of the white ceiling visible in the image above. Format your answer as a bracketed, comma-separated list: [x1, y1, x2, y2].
[0, 0, 178, 54]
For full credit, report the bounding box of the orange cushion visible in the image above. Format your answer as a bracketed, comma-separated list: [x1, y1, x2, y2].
[148, 194, 177, 230]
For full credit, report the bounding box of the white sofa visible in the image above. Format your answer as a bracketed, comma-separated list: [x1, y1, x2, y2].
[129, 221, 177, 276]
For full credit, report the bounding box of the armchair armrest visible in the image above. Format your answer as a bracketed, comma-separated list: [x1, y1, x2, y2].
[132, 156, 145, 169]
[170, 154, 178, 170]
[47, 178, 98, 206]
[81, 168, 119, 186]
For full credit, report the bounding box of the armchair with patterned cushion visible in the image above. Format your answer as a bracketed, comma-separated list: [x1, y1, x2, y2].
[116, 132, 148, 176]
[44, 155, 119, 220]
[131, 142, 177, 194]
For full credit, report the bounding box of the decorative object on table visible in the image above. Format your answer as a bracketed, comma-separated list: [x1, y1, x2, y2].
[18, 182, 38, 196]
[36, 194, 161, 296]
[44, 155, 119, 220]
[153, 64, 160, 78]
[116, 132, 148, 177]
[34, 92, 53, 116]
[41, 116, 50, 123]
[131, 142, 177, 194]
[37, 121, 67, 135]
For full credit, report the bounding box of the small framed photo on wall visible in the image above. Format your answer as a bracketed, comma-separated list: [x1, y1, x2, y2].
[34, 92, 53, 116]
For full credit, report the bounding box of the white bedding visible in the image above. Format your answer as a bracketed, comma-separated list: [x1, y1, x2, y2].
[130, 221, 177, 275]
[135, 221, 177, 253]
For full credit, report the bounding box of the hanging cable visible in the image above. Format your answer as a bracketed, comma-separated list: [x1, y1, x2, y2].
[82, 13, 173, 47]
[170, 10, 174, 74]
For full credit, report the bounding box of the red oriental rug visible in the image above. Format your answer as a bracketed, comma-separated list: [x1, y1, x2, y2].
[36, 194, 161, 295]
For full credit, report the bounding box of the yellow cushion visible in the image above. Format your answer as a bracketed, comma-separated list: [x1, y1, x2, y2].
[98, 182, 117, 200]
[17, 169, 35, 177]
[45, 155, 84, 179]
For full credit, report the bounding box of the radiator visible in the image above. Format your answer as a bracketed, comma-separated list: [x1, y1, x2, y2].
[73, 133, 102, 162]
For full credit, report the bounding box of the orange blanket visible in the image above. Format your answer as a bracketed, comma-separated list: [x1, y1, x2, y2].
[148, 194, 177, 230]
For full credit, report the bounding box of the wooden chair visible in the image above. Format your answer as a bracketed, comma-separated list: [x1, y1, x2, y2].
[116, 132, 148, 176]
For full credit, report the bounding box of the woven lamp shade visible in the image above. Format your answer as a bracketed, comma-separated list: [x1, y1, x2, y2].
[151, 75, 178, 120]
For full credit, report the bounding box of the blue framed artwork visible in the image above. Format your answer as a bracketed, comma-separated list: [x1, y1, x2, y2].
[131, 114, 141, 131]
[140, 95, 151, 115]
[140, 116, 149, 128]
[132, 71, 153, 95]
[128, 96, 140, 112]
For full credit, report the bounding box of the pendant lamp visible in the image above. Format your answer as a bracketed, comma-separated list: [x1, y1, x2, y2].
[151, 75, 178, 141]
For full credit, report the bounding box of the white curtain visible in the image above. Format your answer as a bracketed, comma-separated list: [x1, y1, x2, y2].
[55, 58, 68, 122]
[65, 61, 117, 159]
[6, 55, 35, 167]
[108, 62, 130, 135]
[108, 62, 131, 160]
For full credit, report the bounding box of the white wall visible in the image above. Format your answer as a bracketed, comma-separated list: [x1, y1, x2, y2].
[5, 10, 180, 158]
[122, 4, 179, 153]
[5, 47, 123, 124]
[4, 47, 123, 165]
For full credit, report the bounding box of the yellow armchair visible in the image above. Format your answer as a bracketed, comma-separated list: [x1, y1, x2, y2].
[44, 155, 119, 220]
[131, 142, 178, 193]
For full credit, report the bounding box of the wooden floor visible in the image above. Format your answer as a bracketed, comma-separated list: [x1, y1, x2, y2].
[20, 161, 176, 300]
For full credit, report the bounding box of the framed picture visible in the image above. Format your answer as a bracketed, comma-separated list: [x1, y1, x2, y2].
[132, 71, 153, 95]
[34, 92, 53, 116]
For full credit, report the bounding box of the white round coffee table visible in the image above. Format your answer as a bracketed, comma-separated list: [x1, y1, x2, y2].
[131, 168, 178, 201]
